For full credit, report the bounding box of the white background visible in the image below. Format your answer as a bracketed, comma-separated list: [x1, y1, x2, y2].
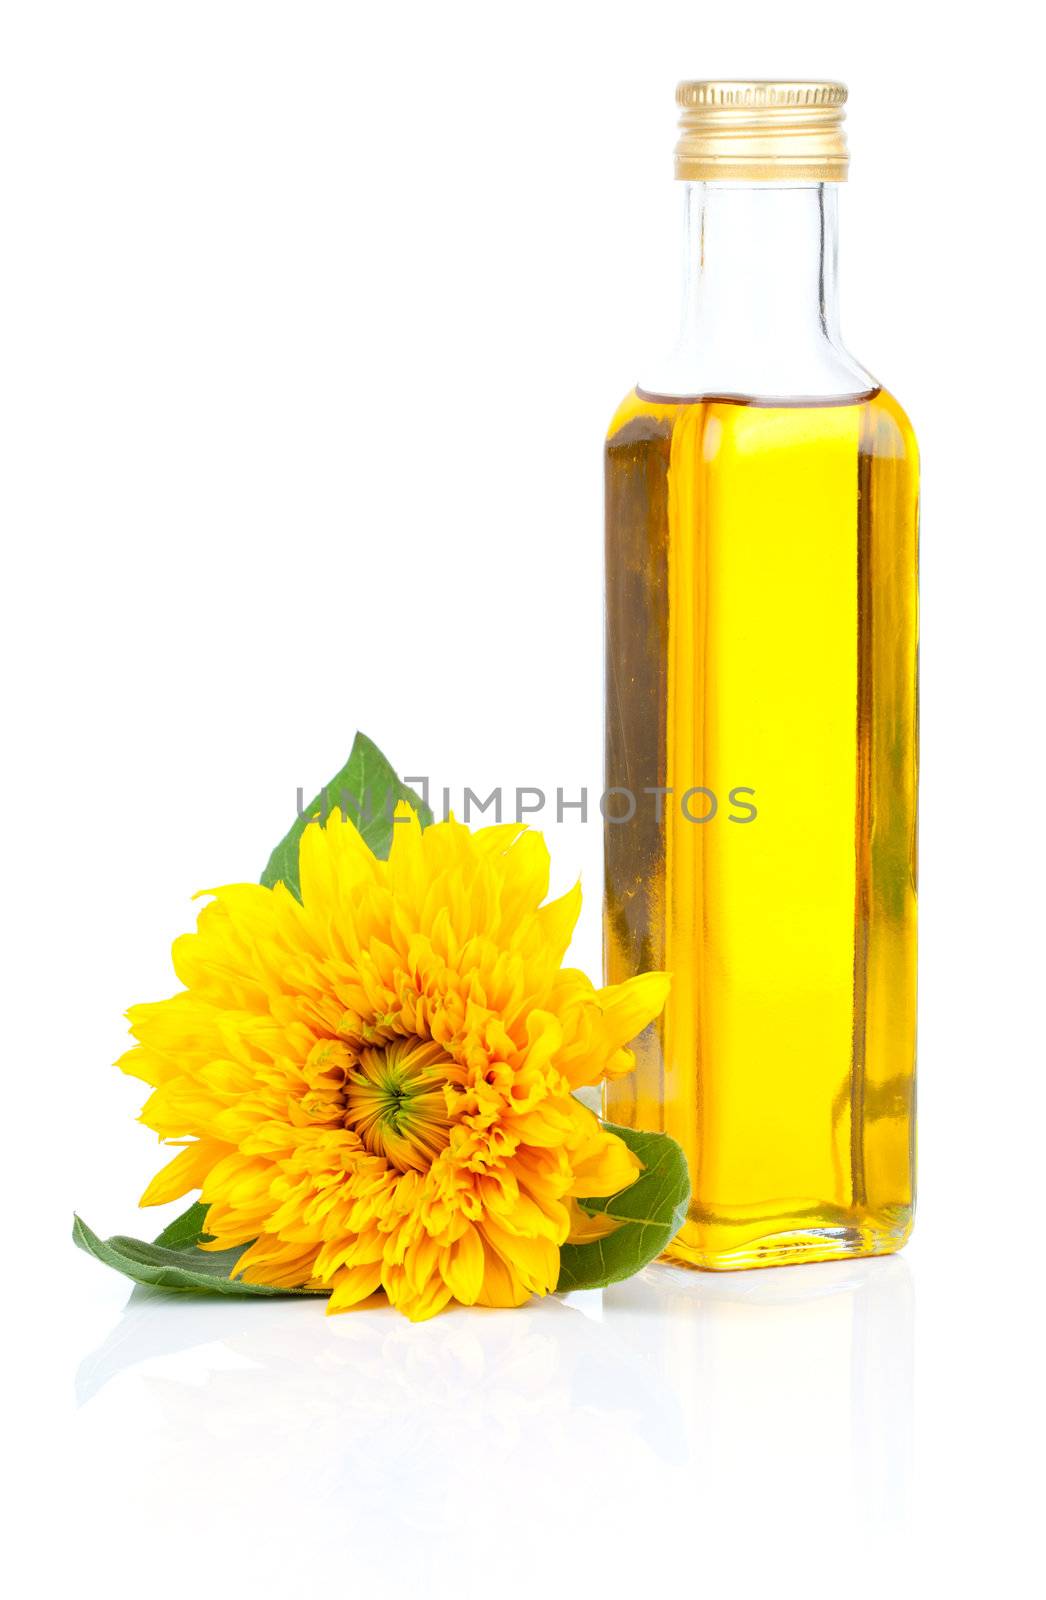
[3, 3, 1043, 1596]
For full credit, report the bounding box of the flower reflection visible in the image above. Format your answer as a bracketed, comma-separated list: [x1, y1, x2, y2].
[76, 1287, 685, 1559]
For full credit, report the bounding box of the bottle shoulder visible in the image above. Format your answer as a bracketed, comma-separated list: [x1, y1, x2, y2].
[606, 387, 677, 442]
[863, 386, 920, 465]
[607, 384, 918, 466]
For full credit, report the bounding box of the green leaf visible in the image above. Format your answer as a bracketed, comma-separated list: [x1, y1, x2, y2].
[261, 731, 432, 898]
[556, 1122, 691, 1293]
[151, 1200, 211, 1249]
[72, 1212, 326, 1298]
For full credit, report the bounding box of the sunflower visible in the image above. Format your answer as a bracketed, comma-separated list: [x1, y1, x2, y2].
[121, 807, 669, 1320]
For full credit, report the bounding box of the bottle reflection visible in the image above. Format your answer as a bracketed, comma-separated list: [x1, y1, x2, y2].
[603, 1255, 914, 1535]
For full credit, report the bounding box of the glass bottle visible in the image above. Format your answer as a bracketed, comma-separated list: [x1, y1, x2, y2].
[604, 82, 918, 1268]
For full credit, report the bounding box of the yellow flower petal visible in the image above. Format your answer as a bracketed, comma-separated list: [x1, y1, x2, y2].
[139, 1137, 231, 1206]
[565, 1197, 624, 1244]
[596, 971, 673, 1053]
[441, 1224, 485, 1305]
[326, 1261, 384, 1313]
[568, 1124, 642, 1199]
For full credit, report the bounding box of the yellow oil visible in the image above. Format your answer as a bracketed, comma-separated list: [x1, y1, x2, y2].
[604, 387, 918, 1269]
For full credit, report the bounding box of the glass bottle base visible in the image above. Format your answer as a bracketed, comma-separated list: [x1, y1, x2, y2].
[663, 1207, 914, 1272]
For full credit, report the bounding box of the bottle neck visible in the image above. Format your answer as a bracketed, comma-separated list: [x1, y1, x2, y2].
[641, 182, 873, 402]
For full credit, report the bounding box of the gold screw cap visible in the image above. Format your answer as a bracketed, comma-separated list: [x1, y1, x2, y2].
[675, 81, 849, 182]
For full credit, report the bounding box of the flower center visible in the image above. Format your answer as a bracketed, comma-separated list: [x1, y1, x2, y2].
[343, 1037, 453, 1174]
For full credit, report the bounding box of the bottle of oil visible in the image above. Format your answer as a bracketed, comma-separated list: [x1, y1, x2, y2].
[604, 82, 918, 1268]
